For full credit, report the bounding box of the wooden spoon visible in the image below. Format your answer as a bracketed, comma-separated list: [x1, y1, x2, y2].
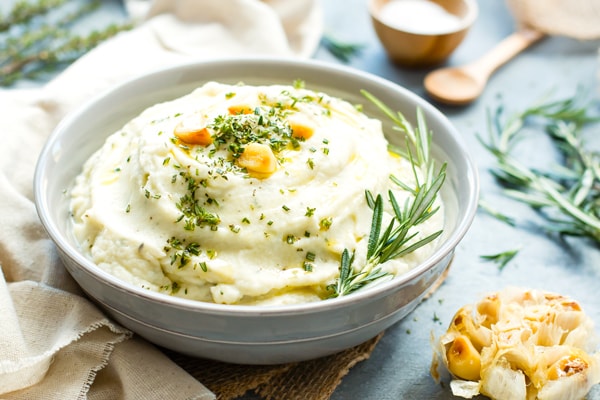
[424, 29, 544, 106]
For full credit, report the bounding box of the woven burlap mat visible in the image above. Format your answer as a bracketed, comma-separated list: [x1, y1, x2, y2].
[164, 265, 450, 400]
[164, 333, 382, 400]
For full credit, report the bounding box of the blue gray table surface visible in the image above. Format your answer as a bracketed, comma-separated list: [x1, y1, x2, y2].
[13, 0, 600, 399]
[318, 1, 600, 399]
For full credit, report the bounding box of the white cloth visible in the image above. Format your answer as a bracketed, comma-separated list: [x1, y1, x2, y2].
[0, 0, 322, 398]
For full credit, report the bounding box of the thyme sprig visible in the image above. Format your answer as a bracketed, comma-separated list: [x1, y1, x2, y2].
[0, 0, 66, 31]
[329, 93, 446, 297]
[479, 92, 600, 242]
[0, 0, 133, 86]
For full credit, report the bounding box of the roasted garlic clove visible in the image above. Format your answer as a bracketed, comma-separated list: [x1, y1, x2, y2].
[228, 104, 254, 115]
[174, 116, 213, 146]
[287, 112, 316, 140]
[446, 334, 482, 381]
[237, 143, 277, 176]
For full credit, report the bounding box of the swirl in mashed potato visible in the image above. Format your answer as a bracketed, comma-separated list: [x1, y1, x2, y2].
[70, 82, 444, 305]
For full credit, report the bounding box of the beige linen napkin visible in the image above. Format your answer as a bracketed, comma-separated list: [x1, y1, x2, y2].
[0, 0, 322, 398]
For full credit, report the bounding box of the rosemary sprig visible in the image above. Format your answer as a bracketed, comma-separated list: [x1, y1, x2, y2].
[479, 92, 600, 243]
[320, 34, 364, 63]
[329, 93, 446, 297]
[329, 248, 391, 296]
[480, 248, 520, 271]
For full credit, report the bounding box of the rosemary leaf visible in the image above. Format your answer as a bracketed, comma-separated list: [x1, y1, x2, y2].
[366, 195, 384, 260]
[478, 199, 516, 227]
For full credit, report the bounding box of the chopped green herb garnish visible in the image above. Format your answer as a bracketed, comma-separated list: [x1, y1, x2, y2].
[293, 79, 305, 89]
[210, 105, 299, 159]
[164, 237, 202, 269]
[175, 171, 220, 230]
[319, 217, 332, 231]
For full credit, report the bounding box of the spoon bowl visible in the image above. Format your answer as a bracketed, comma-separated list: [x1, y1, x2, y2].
[424, 66, 483, 106]
[424, 29, 544, 105]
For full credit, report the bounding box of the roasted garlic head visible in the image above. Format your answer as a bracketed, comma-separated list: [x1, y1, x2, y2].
[432, 287, 600, 400]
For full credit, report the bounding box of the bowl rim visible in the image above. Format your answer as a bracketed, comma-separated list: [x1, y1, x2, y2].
[34, 56, 479, 317]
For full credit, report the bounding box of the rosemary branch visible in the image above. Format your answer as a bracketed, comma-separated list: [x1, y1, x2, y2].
[329, 93, 446, 297]
[479, 92, 600, 243]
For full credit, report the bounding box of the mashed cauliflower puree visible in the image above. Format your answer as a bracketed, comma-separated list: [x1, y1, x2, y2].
[70, 82, 444, 305]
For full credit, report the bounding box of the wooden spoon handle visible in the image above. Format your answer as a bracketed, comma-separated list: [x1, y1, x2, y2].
[464, 28, 545, 82]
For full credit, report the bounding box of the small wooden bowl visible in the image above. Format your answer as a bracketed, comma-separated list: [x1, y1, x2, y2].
[369, 0, 478, 67]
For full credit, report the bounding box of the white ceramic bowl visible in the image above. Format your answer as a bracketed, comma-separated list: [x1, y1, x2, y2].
[34, 58, 478, 364]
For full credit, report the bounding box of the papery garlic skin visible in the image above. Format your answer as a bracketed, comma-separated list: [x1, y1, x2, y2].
[433, 287, 600, 400]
